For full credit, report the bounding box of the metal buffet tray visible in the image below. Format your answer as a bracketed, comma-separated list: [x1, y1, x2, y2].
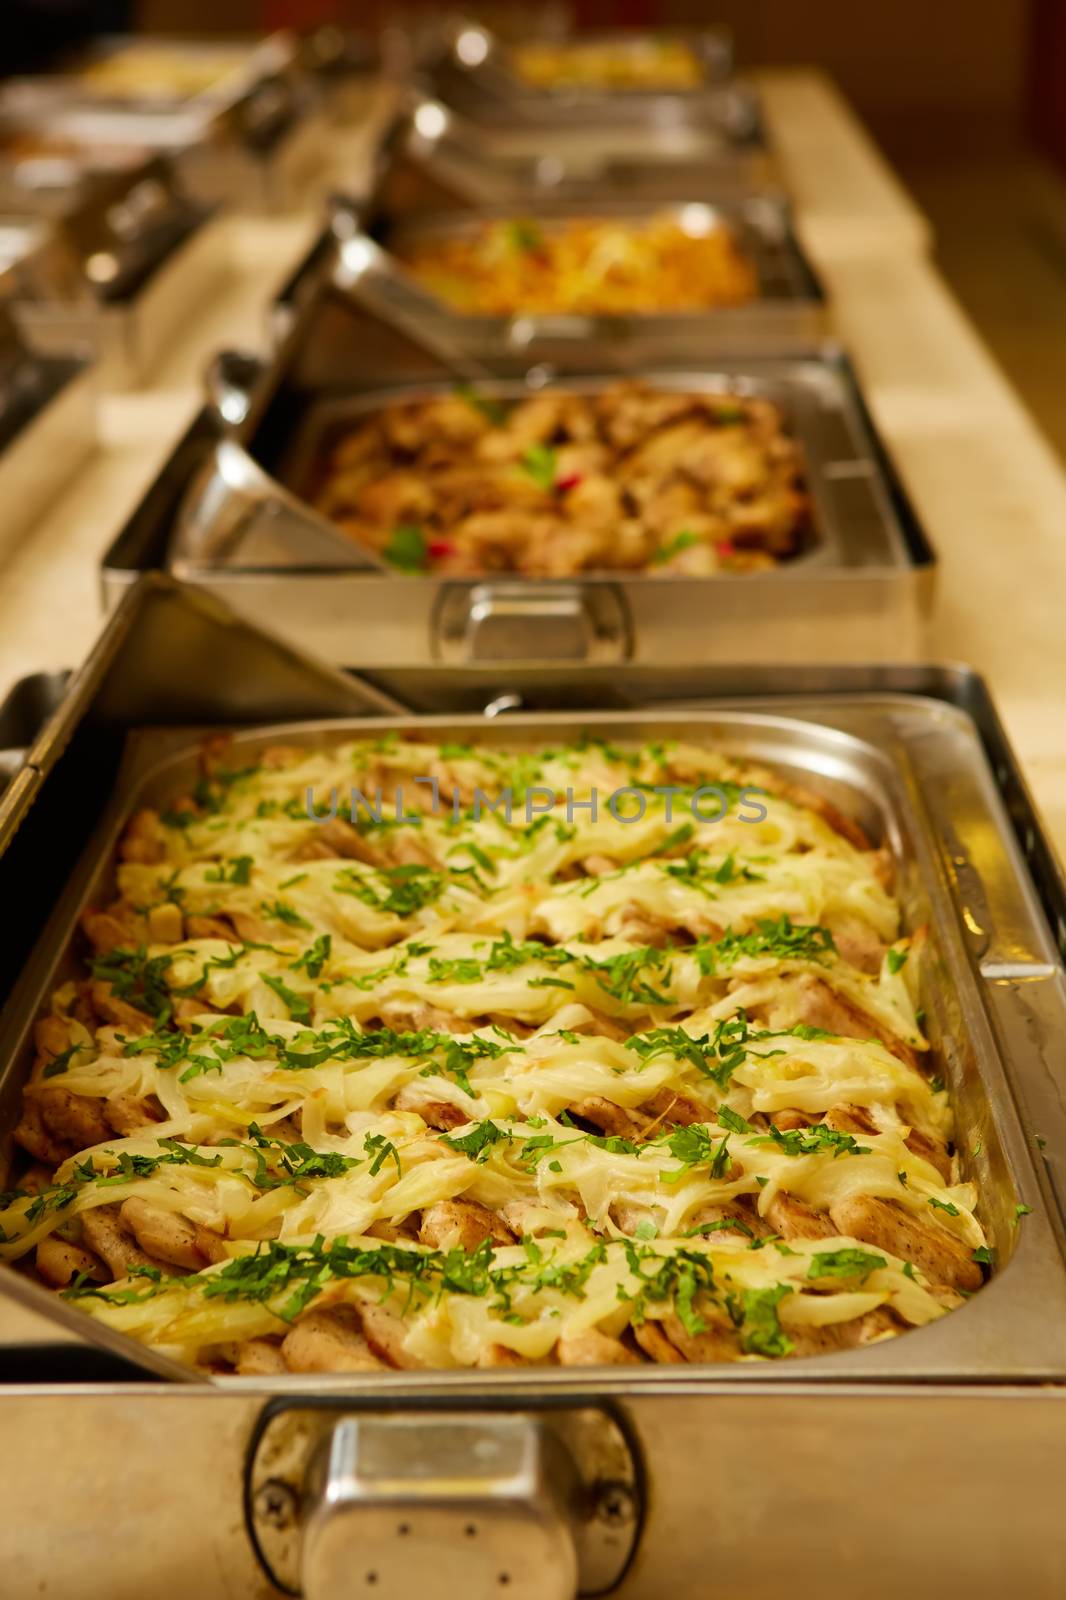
[4, 32, 298, 116]
[2, 155, 222, 389]
[366, 90, 779, 210]
[424, 18, 739, 124]
[98, 283, 931, 663]
[0, 301, 95, 550]
[286, 184, 828, 362]
[0, 577, 1065, 1597]
[0, 47, 327, 216]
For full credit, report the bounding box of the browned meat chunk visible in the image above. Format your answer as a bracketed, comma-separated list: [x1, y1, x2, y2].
[34, 1086, 111, 1151]
[556, 1329, 640, 1366]
[118, 1199, 226, 1271]
[35, 1236, 107, 1288]
[418, 1200, 514, 1252]
[281, 1307, 385, 1373]
[567, 1097, 648, 1140]
[764, 1191, 837, 1241]
[79, 1205, 171, 1280]
[631, 1320, 687, 1364]
[829, 1194, 982, 1293]
[235, 1338, 286, 1376]
[359, 1301, 422, 1369]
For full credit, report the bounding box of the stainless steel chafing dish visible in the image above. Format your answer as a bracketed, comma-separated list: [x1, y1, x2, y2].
[424, 18, 742, 125]
[275, 182, 827, 367]
[0, 300, 95, 549]
[0, 35, 327, 215]
[0, 575, 1064, 1596]
[0, 156, 220, 389]
[366, 92, 780, 207]
[97, 281, 931, 663]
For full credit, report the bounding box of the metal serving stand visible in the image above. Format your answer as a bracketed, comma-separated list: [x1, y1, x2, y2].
[379, 90, 778, 202]
[0, 577, 1064, 1597]
[0, 34, 330, 217]
[0, 155, 222, 389]
[96, 277, 932, 663]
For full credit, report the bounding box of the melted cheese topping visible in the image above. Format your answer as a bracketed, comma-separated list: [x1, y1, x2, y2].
[3, 734, 987, 1373]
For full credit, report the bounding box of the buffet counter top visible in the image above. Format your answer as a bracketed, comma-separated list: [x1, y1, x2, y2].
[1, 66, 1064, 861]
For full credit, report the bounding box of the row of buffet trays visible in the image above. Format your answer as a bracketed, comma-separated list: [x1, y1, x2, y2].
[4, 23, 1066, 1598]
[1, 19, 932, 668]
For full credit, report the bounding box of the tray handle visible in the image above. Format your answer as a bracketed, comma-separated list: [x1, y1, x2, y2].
[432, 581, 632, 664]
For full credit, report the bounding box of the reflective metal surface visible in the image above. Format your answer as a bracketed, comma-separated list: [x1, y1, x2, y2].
[1, 581, 1066, 1594]
[369, 93, 778, 204]
[2, 686, 1064, 1381]
[126, 306, 932, 663]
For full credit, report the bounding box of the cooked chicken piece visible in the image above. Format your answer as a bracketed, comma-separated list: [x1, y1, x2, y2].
[386, 833, 440, 869]
[904, 1127, 953, 1184]
[823, 1103, 880, 1137]
[35, 1235, 107, 1288]
[638, 1089, 708, 1129]
[358, 471, 435, 532]
[366, 1215, 419, 1243]
[582, 854, 618, 877]
[310, 817, 377, 863]
[82, 907, 144, 954]
[822, 1102, 949, 1181]
[687, 1200, 770, 1242]
[359, 1300, 422, 1369]
[34, 1086, 112, 1151]
[146, 903, 184, 944]
[395, 1096, 468, 1132]
[89, 981, 154, 1034]
[281, 1307, 385, 1373]
[477, 1344, 529, 1368]
[230, 912, 277, 945]
[118, 1198, 225, 1271]
[567, 1009, 630, 1043]
[824, 914, 886, 976]
[235, 1338, 287, 1376]
[567, 1097, 649, 1141]
[184, 914, 236, 941]
[764, 1191, 837, 1241]
[617, 909, 673, 948]
[631, 1319, 686, 1364]
[105, 1094, 163, 1135]
[829, 1194, 982, 1293]
[380, 1003, 471, 1035]
[751, 973, 917, 1070]
[383, 396, 489, 455]
[773, 1109, 817, 1132]
[556, 1329, 640, 1366]
[656, 1310, 740, 1364]
[13, 1099, 69, 1166]
[120, 809, 166, 865]
[17, 1164, 53, 1196]
[786, 1307, 902, 1359]
[597, 385, 702, 450]
[79, 1205, 170, 1280]
[418, 1200, 515, 1252]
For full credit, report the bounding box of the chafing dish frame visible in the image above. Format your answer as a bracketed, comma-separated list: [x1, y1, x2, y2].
[0, 53, 328, 217]
[424, 18, 738, 123]
[1, 577, 1066, 1597]
[297, 185, 829, 361]
[99, 285, 932, 664]
[379, 90, 779, 204]
[3, 154, 222, 389]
